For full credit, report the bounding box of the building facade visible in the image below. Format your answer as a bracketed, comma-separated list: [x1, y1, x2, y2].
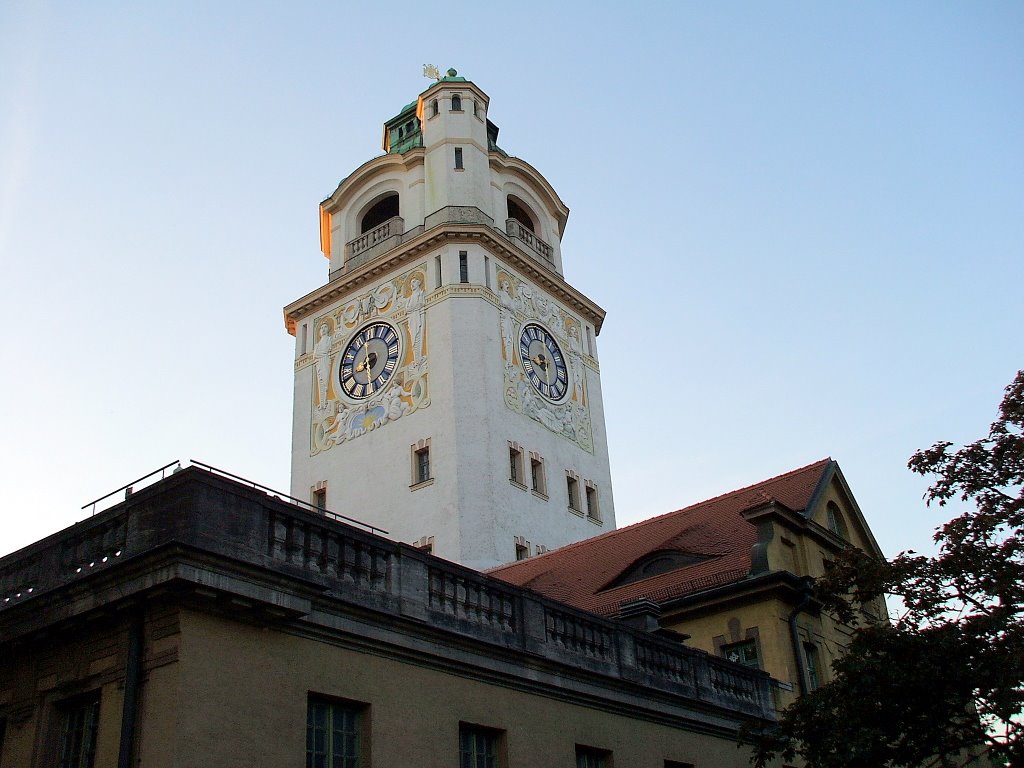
[0, 467, 773, 768]
[284, 71, 615, 570]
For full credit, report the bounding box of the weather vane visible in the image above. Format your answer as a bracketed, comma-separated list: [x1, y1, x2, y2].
[423, 64, 441, 81]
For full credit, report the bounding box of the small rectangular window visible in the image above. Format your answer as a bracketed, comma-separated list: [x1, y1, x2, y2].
[459, 251, 469, 283]
[416, 448, 430, 484]
[483, 255, 491, 289]
[459, 724, 502, 768]
[509, 446, 523, 485]
[435, 254, 443, 288]
[585, 483, 600, 521]
[515, 543, 529, 561]
[313, 488, 327, 510]
[721, 639, 760, 669]
[300, 323, 309, 356]
[567, 476, 581, 512]
[576, 745, 611, 768]
[454, 147, 464, 170]
[530, 456, 546, 496]
[585, 325, 595, 357]
[58, 695, 100, 768]
[307, 698, 363, 768]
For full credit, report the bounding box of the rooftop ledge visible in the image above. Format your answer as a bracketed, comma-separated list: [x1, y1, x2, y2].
[0, 466, 774, 724]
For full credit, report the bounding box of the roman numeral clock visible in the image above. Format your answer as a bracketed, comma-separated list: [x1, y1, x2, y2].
[283, 71, 616, 569]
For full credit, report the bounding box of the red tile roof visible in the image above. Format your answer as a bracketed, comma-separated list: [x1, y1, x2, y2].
[489, 459, 832, 616]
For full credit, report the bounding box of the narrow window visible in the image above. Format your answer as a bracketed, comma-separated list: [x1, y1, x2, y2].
[57, 695, 100, 768]
[567, 476, 581, 512]
[804, 643, 821, 690]
[473, 100, 480, 118]
[307, 698, 363, 768]
[529, 456, 546, 496]
[585, 483, 600, 521]
[585, 325, 595, 357]
[483, 255, 491, 289]
[313, 487, 327, 510]
[576, 745, 611, 768]
[826, 502, 849, 540]
[459, 725, 501, 768]
[451, 93, 462, 111]
[435, 255, 442, 288]
[416, 448, 430, 484]
[454, 147, 464, 170]
[721, 639, 760, 669]
[459, 251, 469, 283]
[509, 446, 523, 485]
[299, 323, 309, 356]
[512, 540, 528, 565]
[430, 98, 438, 117]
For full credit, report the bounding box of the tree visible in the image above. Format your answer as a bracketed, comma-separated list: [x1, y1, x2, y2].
[748, 371, 1024, 767]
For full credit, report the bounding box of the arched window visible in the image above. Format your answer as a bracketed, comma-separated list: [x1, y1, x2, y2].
[506, 196, 535, 233]
[430, 99, 438, 117]
[360, 194, 399, 233]
[826, 502, 849, 540]
[451, 94, 462, 111]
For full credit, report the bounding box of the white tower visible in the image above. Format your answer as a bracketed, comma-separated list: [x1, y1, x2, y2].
[284, 71, 615, 570]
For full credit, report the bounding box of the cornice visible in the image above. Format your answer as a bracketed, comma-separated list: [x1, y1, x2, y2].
[488, 153, 570, 236]
[283, 224, 607, 335]
[320, 149, 426, 214]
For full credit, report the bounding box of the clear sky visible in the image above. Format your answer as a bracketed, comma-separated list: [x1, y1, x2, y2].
[1, 1, 1021, 560]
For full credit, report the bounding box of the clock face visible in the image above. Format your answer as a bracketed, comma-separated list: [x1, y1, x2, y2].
[519, 323, 568, 401]
[338, 322, 401, 399]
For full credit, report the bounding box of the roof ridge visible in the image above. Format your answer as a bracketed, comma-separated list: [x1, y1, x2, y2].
[488, 458, 833, 575]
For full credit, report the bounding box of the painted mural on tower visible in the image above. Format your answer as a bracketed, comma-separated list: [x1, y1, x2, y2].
[498, 267, 594, 453]
[302, 264, 430, 455]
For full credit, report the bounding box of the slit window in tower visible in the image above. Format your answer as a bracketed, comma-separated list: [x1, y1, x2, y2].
[459, 251, 468, 283]
[454, 147, 464, 170]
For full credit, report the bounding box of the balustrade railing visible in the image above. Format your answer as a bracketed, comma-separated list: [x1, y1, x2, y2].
[505, 218, 554, 264]
[346, 216, 403, 259]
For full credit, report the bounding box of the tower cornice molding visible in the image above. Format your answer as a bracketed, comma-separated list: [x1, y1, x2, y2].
[489, 153, 570, 237]
[320, 148, 426, 214]
[283, 224, 605, 335]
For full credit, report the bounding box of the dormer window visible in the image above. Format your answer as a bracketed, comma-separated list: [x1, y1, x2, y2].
[506, 196, 536, 233]
[451, 93, 462, 111]
[360, 193, 399, 233]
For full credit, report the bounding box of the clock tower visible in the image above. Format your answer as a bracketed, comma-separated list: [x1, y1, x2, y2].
[284, 71, 615, 570]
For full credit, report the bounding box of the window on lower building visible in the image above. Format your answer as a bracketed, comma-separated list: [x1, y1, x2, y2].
[804, 642, 821, 691]
[530, 456, 546, 496]
[459, 251, 469, 283]
[721, 639, 760, 669]
[57, 694, 100, 768]
[454, 147, 464, 170]
[576, 745, 611, 768]
[459, 724, 502, 768]
[509, 445, 524, 486]
[664, 762, 694, 768]
[307, 698, 363, 768]
[515, 543, 529, 561]
[567, 476, 581, 512]
[585, 482, 600, 521]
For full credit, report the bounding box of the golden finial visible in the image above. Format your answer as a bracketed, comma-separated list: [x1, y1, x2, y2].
[423, 64, 441, 81]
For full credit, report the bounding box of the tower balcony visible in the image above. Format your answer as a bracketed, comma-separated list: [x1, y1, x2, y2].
[335, 208, 560, 279]
[505, 218, 554, 267]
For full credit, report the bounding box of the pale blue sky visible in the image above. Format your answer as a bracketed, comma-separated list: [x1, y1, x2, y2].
[1, 1, 1021, 559]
